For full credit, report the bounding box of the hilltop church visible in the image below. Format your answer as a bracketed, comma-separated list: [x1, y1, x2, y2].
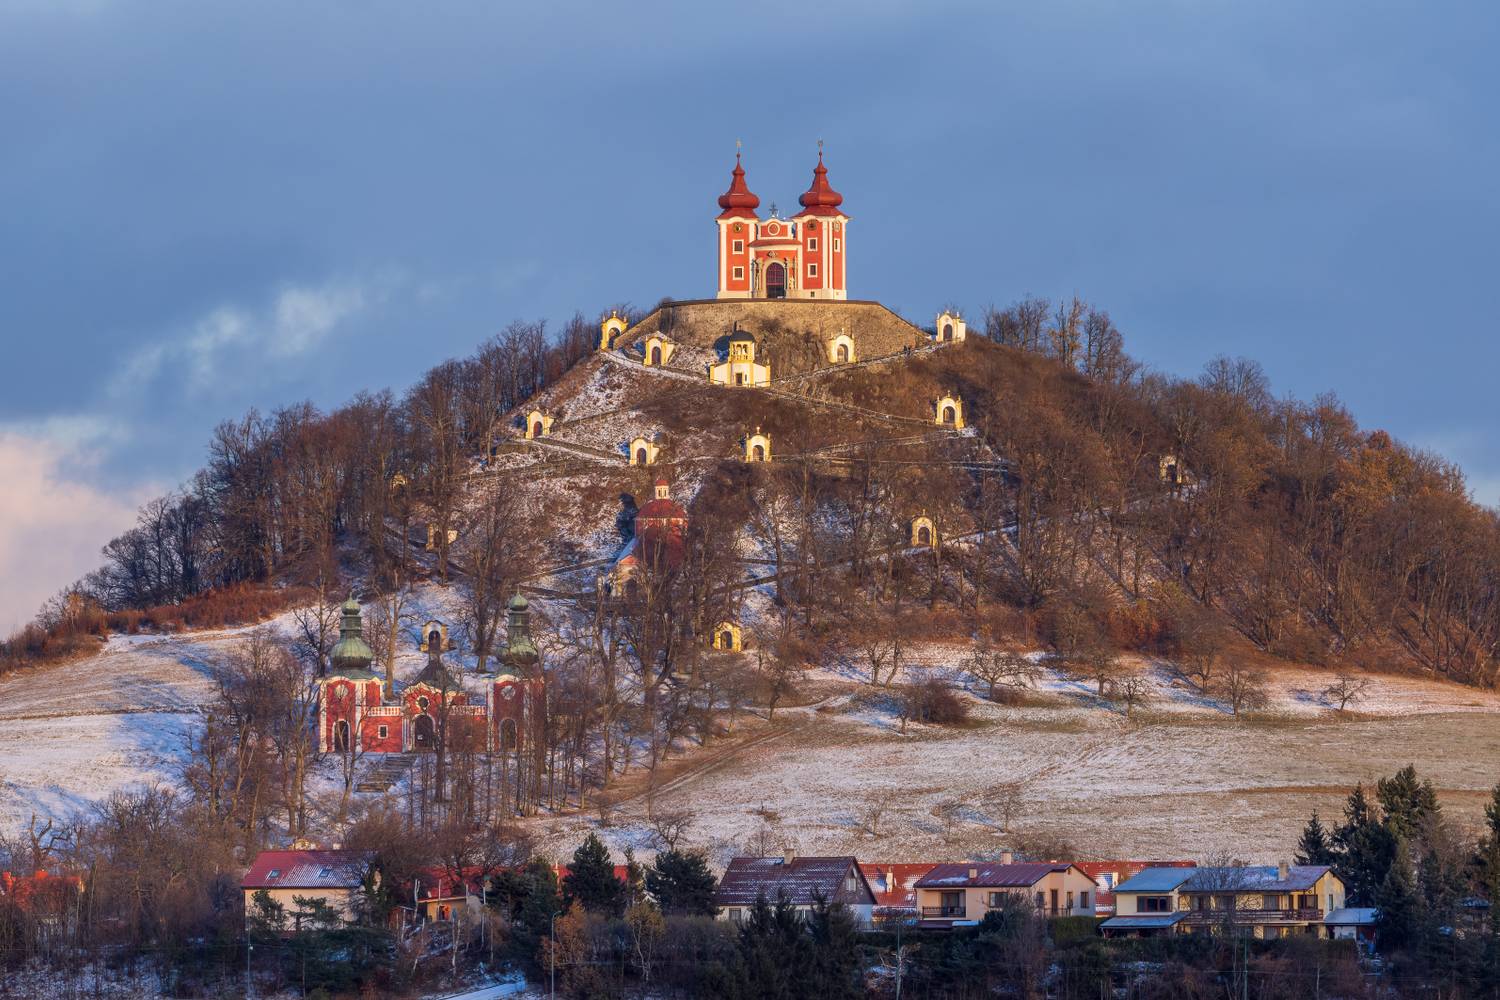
[714, 146, 849, 301]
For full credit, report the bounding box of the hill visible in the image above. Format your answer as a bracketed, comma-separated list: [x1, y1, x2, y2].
[6, 292, 1500, 865]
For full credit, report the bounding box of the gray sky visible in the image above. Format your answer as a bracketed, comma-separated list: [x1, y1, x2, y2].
[2, 0, 1497, 628]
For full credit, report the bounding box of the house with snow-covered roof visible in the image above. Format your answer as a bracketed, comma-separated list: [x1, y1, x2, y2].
[715, 854, 876, 928]
[1101, 863, 1346, 939]
[241, 848, 376, 928]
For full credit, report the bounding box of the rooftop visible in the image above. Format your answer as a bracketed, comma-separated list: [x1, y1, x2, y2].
[914, 862, 1076, 890]
[241, 849, 374, 891]
[716, 856, 870, 908]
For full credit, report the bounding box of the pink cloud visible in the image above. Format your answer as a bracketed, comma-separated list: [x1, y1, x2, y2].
[0, 427, 156, 633]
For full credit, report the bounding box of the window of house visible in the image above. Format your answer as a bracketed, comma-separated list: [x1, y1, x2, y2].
[733, 266, 744, 279]
[733, 240, 744, 253]
[1263, 894, 1282, 910]
[808, 263, 818, 277]
[378, 725, 389, 739]
[319, 868, 333, 878]
[267, 869, 281, 880]
[1140, 895, 1173, 913]
[1080, 890, 1090, 910]
[807, 237, 818, 251]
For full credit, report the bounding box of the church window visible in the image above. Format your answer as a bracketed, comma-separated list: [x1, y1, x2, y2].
[377, 725, 389, 739]
[501, 718, 518, 750]
[733, 240, 744, 253]
[807, 237, 817, 251]
[833, 238, 841, 251]
[733, 266, 744, 279]
[418, 696, 430, 712]
[808, 263, 818, 278]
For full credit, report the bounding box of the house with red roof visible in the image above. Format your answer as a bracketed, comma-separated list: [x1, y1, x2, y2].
[858, 863, 941, 920]
[0, 869, 83, 923]
[241, 848, 376, 929]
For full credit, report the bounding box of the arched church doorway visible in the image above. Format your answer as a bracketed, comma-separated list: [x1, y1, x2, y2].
[636, 447, 648, 465]
[413, 714, 435, 750]
[720, 629, 735, 649]
[753, 444, 765, 461]
[943, 323, 954, 342]
[942, 405, 956, 424]
[428, 628, 442, 650]
[532, 421, 543, 437]
[836, 343, 849, 363]
[333, 720, 350, 753]
[650, 345, 662, 365]
[766, 262, 786, 299]
[918, 525, 932, 545]
[500, 718, 518, 751]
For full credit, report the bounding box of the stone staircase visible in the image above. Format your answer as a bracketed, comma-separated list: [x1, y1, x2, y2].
[356, 753, 416, 793]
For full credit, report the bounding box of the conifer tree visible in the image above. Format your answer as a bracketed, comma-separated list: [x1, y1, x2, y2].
[563, 833, 625, 916]
[1377, 764, 1441, 842]
[1333, 783, 1396, 906]
[1375, 839, 1421, 952]
[739, 892, 809, 998]
[806, 892, 862, 1000]
[645, 848, 719, 916]
[1479, 784, 1500, 933]
[1294, 811, 1335, 866]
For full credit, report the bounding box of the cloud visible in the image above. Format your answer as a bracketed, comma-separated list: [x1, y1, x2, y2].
[0, 422, 156, 633]
[112, 279, 376, 397]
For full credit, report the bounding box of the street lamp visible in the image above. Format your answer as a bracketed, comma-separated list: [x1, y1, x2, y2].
[550, 910, 558, 1000]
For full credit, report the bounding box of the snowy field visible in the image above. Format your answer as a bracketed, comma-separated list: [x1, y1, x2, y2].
[4, 616, 1500, 867]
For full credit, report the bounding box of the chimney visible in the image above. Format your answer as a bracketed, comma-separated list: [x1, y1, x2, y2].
[1000, 851, 1014, 865]
[1278, 860, 1290, 880]
[783, 850, 797, 865]
[968, 867, 979, 880]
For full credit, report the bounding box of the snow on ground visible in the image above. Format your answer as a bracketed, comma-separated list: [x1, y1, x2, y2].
[6, 606, 1500, 865]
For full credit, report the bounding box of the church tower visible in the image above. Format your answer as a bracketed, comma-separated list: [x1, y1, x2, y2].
[791, 146, 848, 300]
[715, 149, 761, 299]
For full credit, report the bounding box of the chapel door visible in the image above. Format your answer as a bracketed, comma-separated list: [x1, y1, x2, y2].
[766, 262, 786, 299]
[413, 714, 435, 750]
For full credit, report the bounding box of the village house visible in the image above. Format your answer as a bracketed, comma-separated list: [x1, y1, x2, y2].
[1072, 860, 1197, 916]
[715, 855, 877, 928]
[0, 869, 83, 932]
[1101, 864, 1347, 939]
[241, 848, 377, 929]
[858, 863, 940, 922]
[914, 860, 1100, 927]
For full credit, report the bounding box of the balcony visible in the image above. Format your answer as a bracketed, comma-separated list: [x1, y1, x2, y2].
[1181, 908, 1323, 924]
[920, 906, 966, 918]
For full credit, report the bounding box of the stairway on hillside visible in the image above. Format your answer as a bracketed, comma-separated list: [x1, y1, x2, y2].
[356, 753, 416, 794]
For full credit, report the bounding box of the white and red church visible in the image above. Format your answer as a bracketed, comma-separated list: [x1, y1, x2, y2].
[316, 594, 544, 756]
[715, 147, 849, 301]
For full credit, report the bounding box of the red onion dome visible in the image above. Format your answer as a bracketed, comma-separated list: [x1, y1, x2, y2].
[717, 152, 761, 217]
[796, 149, 844, 215]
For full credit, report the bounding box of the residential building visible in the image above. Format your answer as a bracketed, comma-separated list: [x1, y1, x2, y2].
[715, 855, 877, 928]
[858, 863, 941, 922]
[241, 849, 376, 928]
[1072, 860, 1196, 916]
[1102, 864, 1346, 939]
[913, 862, 1100, 928]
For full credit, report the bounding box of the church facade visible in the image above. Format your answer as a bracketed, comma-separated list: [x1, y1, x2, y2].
[715, 148, 849, 301]
[317, 595, 545, 756]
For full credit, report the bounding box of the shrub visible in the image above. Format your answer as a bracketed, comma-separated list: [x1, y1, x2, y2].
[902, 676, 970, 726]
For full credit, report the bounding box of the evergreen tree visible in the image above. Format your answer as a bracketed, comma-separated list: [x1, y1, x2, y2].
[623, 846, 647, 908]
[1377, 763, 1441, 842]
[805, 892, 862, 1000]
[739, 892, 809, 999]
[1375, 838, 1421, 953]
[563, 833, 625, 916]
[502, 858, 563, 969]
[1479, 784, 1500, 934]
[1334, 783, 1396, 906]
[645, 848, 719, 916]
[1294, 810, 1336, 866]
